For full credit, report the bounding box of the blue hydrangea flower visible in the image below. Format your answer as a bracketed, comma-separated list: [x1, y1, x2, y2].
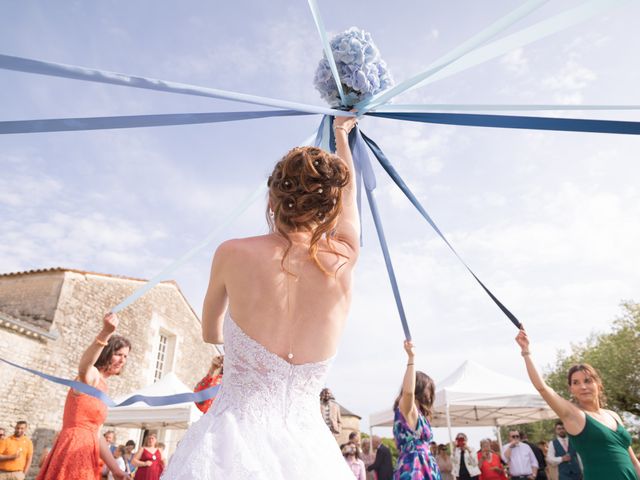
[314, 27, 394, 107]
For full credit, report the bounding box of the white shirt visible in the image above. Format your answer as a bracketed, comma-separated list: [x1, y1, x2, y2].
[108, 457, 127, 480]
[546, 437, 583, 471]
[501, 442, 539, 476]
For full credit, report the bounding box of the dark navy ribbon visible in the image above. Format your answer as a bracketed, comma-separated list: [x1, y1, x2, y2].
[0, 356, 219, 407]
[351, 128, 412, 340]
[361, 132, 522, 329]
[368, 111, 640, 136]
[0, 110, 310, 135]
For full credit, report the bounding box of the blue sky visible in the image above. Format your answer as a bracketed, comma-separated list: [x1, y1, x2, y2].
[2, 1, 640, 444]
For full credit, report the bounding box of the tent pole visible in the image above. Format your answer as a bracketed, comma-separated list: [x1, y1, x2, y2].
[495, 419, 503, 451]
[446, 399, 453, 453]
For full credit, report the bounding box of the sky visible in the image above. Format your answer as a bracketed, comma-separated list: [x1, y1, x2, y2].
[2, 0, 640, 446]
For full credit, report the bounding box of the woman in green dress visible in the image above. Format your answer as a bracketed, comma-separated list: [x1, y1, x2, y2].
[515, 328, 640, 480]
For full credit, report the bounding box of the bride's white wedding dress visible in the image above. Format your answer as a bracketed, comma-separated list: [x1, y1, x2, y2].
[161, 312, 354, 479]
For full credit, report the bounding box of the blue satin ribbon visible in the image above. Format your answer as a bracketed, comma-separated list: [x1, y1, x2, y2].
[0, 54, 354, 117]
[360, 132, 522, 329]
[351, 129, 412, 340]
[369, 111, 640, 135]
[0, 110, 310, 135]
[0, 356, 219, 407]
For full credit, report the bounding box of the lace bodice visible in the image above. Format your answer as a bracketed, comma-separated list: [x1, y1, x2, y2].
[215, 313, 333, 426]
[161, 312, 352, 480]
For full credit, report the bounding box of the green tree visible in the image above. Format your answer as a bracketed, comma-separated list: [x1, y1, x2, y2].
[545, 302, 640, 416]
[510, 302, 640, 449]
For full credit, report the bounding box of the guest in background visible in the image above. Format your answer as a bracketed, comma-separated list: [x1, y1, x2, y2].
[36, 313, 130, 480]
[521, 432, 547, 480]
[193, 354, 224, 414]
[477, 438, 506, 480]
[108, 446, 128, 480]
[0, 420, 33, 480]
[320, 388, 342, 439]
[436, 444, 454, 480]
[546, 421, 582, 480]
[350, 432, 363, 458]
[367, 436, 393, 480]
[132, 433, 163, 480]
[156, 443, 167, 467]
[538, 442, 552, 480]
[452, 433, 480, 480]
[392, 339, 440, 479]
[361, 438, 376, 480]
[102, 431, 117, 478]
[123, 441, 136, 476]
[501, 430, 538, 480]
[429, 442, 437, 458]
[342, 443, 366, 480]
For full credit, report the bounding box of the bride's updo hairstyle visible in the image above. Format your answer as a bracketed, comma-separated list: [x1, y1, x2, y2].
[267, 146, 350, 274]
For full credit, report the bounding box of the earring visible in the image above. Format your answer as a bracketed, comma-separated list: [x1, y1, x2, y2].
[269, 209, 275, 219]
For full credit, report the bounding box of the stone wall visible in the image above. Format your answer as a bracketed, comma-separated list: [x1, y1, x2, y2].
[0, 269, 217, 478]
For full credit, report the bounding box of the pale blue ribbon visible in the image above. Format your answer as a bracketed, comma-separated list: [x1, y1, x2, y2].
[359, 0, 627, 112]
[111, 183, 266, 313]
[0, 356, 220, 408]
[307, 0, 347, 106]
[355, 0, 549, 112]
[0, 53, 354, 117]
[374, 104, 640, 112]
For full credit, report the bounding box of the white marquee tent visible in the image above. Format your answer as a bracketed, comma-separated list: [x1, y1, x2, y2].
[369, 360, 557, 446]
[105, 372, 203, 429]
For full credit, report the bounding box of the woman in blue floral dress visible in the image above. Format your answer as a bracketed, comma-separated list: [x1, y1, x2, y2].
[392, 340, 441, 480]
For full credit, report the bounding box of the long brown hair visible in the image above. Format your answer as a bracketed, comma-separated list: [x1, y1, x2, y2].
[393, 371, 436, 419]
[267, 146, 350, 275]
[567, 363, 607, 407]
[94, 335, 131, 371]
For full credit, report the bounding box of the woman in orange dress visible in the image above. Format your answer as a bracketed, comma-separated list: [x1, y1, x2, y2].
[37, 312, 131, 480]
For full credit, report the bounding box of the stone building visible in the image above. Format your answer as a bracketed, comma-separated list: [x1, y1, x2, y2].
[336, 403, 362, 445]
[0, 268, 219, 478]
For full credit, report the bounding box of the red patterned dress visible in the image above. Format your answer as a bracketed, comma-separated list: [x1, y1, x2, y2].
[194, 373, 223, 413]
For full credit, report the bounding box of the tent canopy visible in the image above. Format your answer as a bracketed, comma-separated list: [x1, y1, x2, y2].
[105, 372, 203, 429]
[370, 360, 557, 428]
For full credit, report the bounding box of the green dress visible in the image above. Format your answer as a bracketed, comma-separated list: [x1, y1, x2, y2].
[568, 413, 638, 480]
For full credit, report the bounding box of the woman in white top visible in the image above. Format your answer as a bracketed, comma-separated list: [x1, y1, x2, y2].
[451, 433, 481, 480]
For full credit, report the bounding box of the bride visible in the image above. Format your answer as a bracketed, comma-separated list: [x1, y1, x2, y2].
[162, 115, 359, 479]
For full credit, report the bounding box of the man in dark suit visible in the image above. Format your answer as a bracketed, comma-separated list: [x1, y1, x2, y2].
[367, 435, 393, 480]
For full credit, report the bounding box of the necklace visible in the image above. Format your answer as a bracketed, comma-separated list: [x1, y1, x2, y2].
[286, 252, 298, 361]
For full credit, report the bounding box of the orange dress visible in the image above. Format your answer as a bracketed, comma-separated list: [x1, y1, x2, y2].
[37, 378, 108, 480]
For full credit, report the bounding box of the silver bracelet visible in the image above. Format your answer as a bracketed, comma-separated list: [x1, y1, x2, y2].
[334, 126, 349, 134]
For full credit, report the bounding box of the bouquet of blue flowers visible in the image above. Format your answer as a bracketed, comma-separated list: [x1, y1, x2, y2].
[314, 27, 393, 108]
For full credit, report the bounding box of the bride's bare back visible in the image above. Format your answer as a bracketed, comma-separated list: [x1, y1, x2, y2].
[202, 116, 359, 364]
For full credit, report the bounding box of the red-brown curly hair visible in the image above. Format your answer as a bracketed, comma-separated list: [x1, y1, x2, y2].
[267, 146, 350, 275]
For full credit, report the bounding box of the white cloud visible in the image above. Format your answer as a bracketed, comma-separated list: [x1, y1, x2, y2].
[543, 59, 597, 91]
[501, 48, 529, 77]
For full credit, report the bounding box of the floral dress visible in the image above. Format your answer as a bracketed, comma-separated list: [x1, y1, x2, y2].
[393, 408, 441, 480]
